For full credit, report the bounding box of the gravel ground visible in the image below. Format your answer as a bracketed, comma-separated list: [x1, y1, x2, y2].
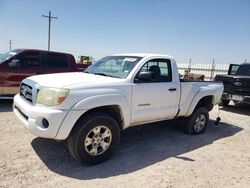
[0, 100, 250, 188]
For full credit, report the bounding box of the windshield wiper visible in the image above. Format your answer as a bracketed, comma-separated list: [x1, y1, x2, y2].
[94, 72, 115, 77]
[94, 72, 109, 76]
[84, 71, 112, 77]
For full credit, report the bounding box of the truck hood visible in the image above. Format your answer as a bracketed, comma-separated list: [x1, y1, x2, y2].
[25, 72, 121, 88]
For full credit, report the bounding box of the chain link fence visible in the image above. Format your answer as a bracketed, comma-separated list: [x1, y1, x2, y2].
[177, 63, 229, 81]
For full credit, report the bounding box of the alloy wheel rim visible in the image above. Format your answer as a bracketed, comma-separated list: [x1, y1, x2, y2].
[194, 114, 206, 133]
[84, 125, 112, 156]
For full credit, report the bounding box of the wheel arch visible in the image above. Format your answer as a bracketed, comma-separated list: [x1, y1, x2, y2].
[55, 94, 130, 140]
[186, 95, 215, 117]
[195, 95, 214, 111]
[76, 105, 124, 130]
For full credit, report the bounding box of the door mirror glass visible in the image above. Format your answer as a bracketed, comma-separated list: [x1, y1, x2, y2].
[135, 71, 153, 83]
[8, 59, 21, 68]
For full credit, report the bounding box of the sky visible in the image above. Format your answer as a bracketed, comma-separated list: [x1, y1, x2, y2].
[0, 0, 249, 64]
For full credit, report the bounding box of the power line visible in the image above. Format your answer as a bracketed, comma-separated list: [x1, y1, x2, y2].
[42, 10, 58, 51]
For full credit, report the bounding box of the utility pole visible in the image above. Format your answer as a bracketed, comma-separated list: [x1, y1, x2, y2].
[188, 58, 192, 72]
[8, 39, 13, 50]
[210, 59, 215, 81]
[42, 11, 58, 51]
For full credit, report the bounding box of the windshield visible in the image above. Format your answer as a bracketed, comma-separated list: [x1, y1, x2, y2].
[236, 64, 250, 76]
[0, 49, 22, 63]
[84, 56, 142, 78]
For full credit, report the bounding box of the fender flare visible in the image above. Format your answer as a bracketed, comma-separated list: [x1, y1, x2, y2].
[185, 89, 215, 117]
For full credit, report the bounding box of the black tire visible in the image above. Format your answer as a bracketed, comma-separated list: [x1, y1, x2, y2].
[219, 100, 230, 107]
[184, 107, 209, 135]
[67, 112, 120, 165]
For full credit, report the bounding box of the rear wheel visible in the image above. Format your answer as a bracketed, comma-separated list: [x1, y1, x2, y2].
[219, 99, 230, 107]
[184, 107, 209, 135]
[67, 112, 120, 165]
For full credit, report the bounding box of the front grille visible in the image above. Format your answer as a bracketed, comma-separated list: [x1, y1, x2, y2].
[20, 83, 33, 103]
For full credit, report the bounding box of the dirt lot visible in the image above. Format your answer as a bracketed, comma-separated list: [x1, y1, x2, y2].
[0, 100, 250, 188]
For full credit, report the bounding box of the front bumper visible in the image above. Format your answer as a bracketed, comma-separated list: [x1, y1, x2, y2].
[13, 94, 68, 139]
[222, 93, 250, 104]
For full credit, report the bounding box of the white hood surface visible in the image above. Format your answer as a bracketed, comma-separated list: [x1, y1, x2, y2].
[25, 72, 120, 88]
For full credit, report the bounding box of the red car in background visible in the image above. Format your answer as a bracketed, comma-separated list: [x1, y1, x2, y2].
[0, 49, 90, 99]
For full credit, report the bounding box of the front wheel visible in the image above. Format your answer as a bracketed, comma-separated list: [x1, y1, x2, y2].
[184, 107, 209, 135]
[67, 113, 120, 165]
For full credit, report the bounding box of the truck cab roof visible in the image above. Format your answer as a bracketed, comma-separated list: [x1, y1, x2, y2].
[14, 48, 73, 56]
[113, 53, 174, 59]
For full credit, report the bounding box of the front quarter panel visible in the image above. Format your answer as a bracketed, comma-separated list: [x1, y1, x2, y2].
[55, 93, 131, 140]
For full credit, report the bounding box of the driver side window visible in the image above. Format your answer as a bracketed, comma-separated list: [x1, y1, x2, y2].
[138, 58, 172, 82]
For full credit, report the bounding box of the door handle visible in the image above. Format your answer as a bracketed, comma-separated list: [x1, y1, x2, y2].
[169, 88, 177, 91]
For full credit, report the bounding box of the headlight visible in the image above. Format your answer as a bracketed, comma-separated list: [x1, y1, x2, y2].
[36, 87, 70, 106]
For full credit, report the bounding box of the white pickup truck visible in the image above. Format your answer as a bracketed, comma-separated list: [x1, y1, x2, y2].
[13, 54, 223, 165]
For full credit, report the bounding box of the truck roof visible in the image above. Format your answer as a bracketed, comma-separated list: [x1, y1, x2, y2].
[14, 48, 73, 56]
[113, 53, 174, 59]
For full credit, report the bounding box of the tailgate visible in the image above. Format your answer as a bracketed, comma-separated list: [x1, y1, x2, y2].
[216, 75, 250, 96]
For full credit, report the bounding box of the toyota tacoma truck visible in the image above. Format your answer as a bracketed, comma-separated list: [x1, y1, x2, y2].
[0, 49, 90, 99]
[13, 54, 223, 165]
[215, 63, 250, 106]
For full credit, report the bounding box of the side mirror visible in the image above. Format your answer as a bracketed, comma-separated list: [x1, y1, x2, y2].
[135, 71, 153, 83]
[8, 59, 21, 68]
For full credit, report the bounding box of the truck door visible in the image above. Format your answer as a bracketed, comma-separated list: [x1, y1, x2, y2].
[131, 58, 179, 124]
[2, 51, 42, 95]
[42, 52, 70, 74]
